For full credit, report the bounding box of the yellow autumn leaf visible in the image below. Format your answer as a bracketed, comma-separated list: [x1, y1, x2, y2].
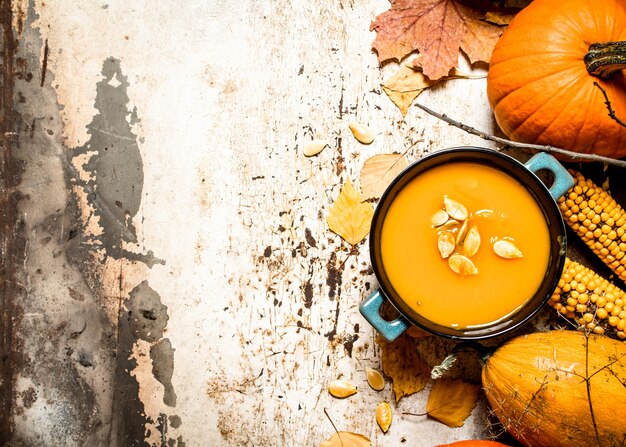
[426, 378, 481, 427]
[381, 64, 433, 116]
[382, 64, 486, 116]
[379, 333, 431, 401]
[360, 153, 409, 201]
[326, 180, 373, 245]
[319, 432, 371, 447]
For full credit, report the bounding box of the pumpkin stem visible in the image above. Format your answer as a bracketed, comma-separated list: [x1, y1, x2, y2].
[430, 342, 494, 380]
[584, 41, 626, 79]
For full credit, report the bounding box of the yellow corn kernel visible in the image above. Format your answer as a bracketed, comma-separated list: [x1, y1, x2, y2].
[549, 258, 626, 341]
[558, 171, 626, 283]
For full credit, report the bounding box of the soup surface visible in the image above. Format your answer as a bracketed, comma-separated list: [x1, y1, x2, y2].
[380, 161, 551, 329]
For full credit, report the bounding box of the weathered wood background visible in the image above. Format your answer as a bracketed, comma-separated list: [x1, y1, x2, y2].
[4, 0, 621, 446]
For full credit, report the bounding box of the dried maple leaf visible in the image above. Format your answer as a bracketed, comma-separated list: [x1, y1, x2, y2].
[406, 325, 431, 338]
[379, 333, 431, 401]
[360, 153, 408, 201]
[319, 432, 371, 447]
[326, 180, 373, 245]
[426, 378, 481, 427]
[381, 64, 486, 115]
[371, 0, 504, 80]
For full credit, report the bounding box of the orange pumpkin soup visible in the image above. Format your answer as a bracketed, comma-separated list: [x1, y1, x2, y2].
[380, 162, 550, 329]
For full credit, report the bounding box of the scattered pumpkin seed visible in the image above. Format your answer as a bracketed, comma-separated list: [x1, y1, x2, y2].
[376, 402, 392, 433]
[437, 231, 456, 259]
[443, 197, 468, 221]
[302, 139, 328, 157]
[463, 225, 481, 257]
[366, 367, 385, 391]
[328, 379, 357, 398]
[431, 209, 449, 227]
[448, 254, 479, 275]
[349, 122, 374, 144]
[493, 240, 523, 259]
[456, 219, 469, 245]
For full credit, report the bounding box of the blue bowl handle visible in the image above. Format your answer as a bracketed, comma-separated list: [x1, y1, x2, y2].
[524, 152, 574, 200]
[359, 290, 410, 342]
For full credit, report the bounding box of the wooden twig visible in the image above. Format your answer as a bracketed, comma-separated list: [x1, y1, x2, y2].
[593, 81, 626, 128]
[414, 102, 626, 169]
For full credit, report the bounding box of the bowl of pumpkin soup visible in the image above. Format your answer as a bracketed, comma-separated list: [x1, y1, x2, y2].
[360, 147, 574, 341]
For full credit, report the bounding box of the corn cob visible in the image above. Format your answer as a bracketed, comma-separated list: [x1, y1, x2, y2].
[557, 170, 626, 283]
[549, 257, 626, 340]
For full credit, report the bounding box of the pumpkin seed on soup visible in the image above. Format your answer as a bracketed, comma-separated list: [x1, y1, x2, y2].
[463, 226, 480, 257]
[443, 197, 468, 221]
[437, 231, 456, 259]
[439, 219, 459, 232]
[493, 239, 523, 259]
[455, 219, 469, 245]
[431, 209, 449, 227]
[448, 254, 479, 276]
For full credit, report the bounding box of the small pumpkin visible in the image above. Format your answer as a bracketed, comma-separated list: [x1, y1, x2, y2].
[487, 0, 626, 159]
[482, 330, 626, 447]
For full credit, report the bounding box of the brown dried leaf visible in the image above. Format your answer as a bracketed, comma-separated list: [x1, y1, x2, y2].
[406, 326, 431, 338]
[379, 333, 431, 401]
[381, 64, 434, 116]
[371, 0, 504, 80]
[382, 64, 485, 115]
[360, 154, 409, 201]
[484, 10, 517, 25]
[426, 378, 481, 427]
[319, 432, 371, 447]
[326, 180, 374, 245]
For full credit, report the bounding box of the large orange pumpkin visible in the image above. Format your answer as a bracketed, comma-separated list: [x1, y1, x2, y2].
[487, 0, 626, 159]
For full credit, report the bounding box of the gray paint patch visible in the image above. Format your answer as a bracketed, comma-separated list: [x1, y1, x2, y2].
[112, 293, 151, 447]
[168, 415, 182, 429]
[151, 339, 177, 407]
[72, 57, 162, 267]
[118, 281, 181, 444]
[126, 281, 169, 343]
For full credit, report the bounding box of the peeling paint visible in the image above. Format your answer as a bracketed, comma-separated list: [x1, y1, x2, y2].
[119, 281, 181, 445]
[72, 57, 162, 267]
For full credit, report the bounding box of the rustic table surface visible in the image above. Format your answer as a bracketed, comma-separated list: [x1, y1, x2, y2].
[2, 1, 623, 446]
